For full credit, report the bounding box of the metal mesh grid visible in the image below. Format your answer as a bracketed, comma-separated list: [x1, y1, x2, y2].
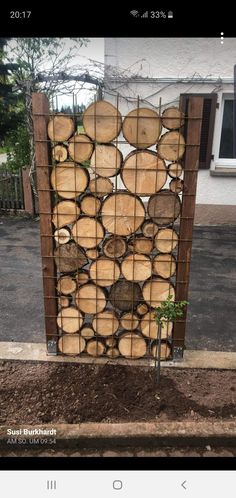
[32, 92, 203, 363]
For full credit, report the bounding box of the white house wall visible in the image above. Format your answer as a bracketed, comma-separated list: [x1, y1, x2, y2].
[104, 38, 236, 223]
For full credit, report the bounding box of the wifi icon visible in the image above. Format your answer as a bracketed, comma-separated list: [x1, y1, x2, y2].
[130, 10, 139, 17]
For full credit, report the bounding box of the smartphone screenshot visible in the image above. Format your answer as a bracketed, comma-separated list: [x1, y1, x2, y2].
[0, 3, 235, 494]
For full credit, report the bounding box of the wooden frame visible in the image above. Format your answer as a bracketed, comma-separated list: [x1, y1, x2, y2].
[172, 96, 204, 355]
[33, 92, 204, 361]
[32, 93, 58, 350]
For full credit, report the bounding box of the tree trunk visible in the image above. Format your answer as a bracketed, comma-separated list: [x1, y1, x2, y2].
[120, 312, 139, 330]
[103, 236, 127, 258]
[118, 332, 147, 358]
[153, 253, 177, 278]
[89, 177, 113, 197]
[122, 107, 162, 148]
[54, 242, 87, 273]
[148, 190, 181, 225]
[121, 150, 167, 195]
[157, 131, 185, 161]
[121, 253, 152, 281]
[76, 283, 107, 314]
[68, 133, 93, 162]
[56, 276, 77, 295]
[83, 100, 122, 142]
[154, 227, 178, 253]
[92, 310, 119, 336]
[51, 162, 89, 199]
[109, 280, 142, 311]
[52, 144, 68, 162]
[71, 217, 104, 248]
[58, 334, 86, 354]
[57, 307, 83, 333]
[162, 106, 184, 130]
[151, 341, 171, 359]
[142, 278, 175, 308]
[89, 257, 120, 286]
[48, 114, 74, 141]
[101, 193, 145, 236]
[52, 200, 80, 229]
[80, 195, 101, 216]
[90, 144, 122, 177]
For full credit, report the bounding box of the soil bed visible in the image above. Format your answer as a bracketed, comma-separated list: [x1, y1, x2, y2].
[0, 361, 235, 424]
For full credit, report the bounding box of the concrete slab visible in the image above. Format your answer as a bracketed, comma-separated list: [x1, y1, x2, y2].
[0, 341, 236, 369]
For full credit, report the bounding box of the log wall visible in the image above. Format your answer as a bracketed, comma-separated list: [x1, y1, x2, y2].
[33, 95, 203, 361]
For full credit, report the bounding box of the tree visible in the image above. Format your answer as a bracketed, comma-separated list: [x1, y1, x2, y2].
[0, 38, 23, 143]
[3, 38, 90, 188]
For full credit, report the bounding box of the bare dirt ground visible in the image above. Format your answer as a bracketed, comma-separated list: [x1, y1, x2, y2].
[1, 361, 235, 425]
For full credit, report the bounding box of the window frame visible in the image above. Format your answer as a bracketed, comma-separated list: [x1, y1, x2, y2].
[214, 93, 236, 168]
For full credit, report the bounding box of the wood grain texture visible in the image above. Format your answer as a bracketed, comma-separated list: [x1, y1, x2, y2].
[121, 150, 167, 195]
[51, 162, 89, 199]
[83, 100, 122, 142]
[102, 193, 145, 236]
[90, 144, 122, 177]
[68, 133, 93, 162]
[32, 93, 58, 344]
[122, 107, 161, 148]
[157, 131, 185, 161]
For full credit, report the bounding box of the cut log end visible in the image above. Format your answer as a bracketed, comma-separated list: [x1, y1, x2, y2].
[86, 339, 105, 357]
[118, 332, 147, 358]
[122, 107, 162, 148]
[162, 107, 185, 130]
[89, 177, 113, 197]
[76, 284, 107, 314]
[103, 236, 127, 259]
[83, 100, 122, 142]
[89, 257, 120, 287]
[68, 133, 93, 163]
[57, 307, 83, 334]
[48, 114, 74, 142]
[58, 334, 86, 355]
[56, 276, 77, 295]
[54, 227, 70, 245]
[92, 310, 119, 336]
[52, 144, 68, 162]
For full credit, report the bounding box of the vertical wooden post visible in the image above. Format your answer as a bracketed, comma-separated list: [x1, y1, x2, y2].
[22, 167, 34, 214]
[172, 96, 204, 358]
[32, 93, 58, 352]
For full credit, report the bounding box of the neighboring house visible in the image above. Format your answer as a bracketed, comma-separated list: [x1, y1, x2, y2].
[104, 38, 236, 224]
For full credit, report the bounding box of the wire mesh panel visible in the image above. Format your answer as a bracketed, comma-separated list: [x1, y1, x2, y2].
[32, 92, 203, 362]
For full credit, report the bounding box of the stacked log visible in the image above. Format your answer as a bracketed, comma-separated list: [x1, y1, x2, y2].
[52, 201, 80, 228]
[102, 193, 145, 236]
[148, 190, 181, 225]
[122, 107, 162, 148]
[121, 150, 167, 195]
[46, 105, 186, 361]
[51, 162, 89, 199]
[83, 100, 122, 142]
[68, 133, 93, 162]
[90, 144, 122, 177]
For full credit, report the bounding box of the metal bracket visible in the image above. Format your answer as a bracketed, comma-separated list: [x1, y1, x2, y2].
[172, 346, 184, 361]
[47, 339, 57, 356]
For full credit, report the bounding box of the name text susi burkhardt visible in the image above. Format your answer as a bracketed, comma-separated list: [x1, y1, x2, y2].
[7, 429, 56, 436]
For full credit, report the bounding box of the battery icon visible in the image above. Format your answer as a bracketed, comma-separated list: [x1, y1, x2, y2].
[168, 11, 173, 18]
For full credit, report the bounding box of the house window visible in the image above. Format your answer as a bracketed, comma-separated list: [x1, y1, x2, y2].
[219, 98, 235, 159]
